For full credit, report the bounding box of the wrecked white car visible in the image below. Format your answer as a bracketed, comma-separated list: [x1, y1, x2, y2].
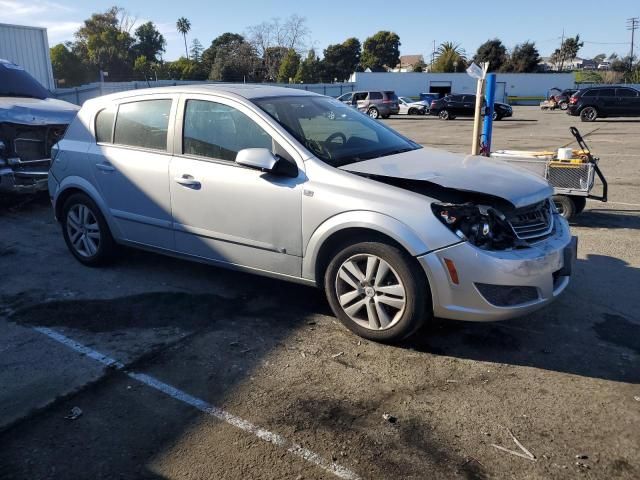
[0, 59, 79, 193]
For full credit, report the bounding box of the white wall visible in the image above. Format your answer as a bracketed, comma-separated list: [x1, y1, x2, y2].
[352, 72, 576, 102]
[0, 23, 54, 90]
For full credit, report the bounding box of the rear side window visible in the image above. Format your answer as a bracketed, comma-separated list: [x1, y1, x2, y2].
[384, 91, 398, 101]
[369, 92, 383, 100]
[583, 90, 598, 97]
[183, 100, 272, 162]
[616, 88, 638, 97]
[114, 99, 172, 151]
[95, 107, 115, 143]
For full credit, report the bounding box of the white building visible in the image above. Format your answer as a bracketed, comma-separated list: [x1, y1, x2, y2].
[0, 23, 54, 90]
[350, 72, 576, 104]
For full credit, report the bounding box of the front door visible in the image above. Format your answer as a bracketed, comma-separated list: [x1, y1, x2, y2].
[169, 96, 304, 277]
[90, 97, 176, 250]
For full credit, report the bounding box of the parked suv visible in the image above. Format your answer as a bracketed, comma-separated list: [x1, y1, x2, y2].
[429, 94, 513, 120]
[567, 86, 640, 122]
[343, 90, 399, 119]
[49, 85, 574, 342]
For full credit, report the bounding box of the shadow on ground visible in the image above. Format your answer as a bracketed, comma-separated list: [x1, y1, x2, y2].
[572, 208, 640, 229]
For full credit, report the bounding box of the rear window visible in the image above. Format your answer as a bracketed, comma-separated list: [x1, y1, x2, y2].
[369, 92, 383, 100]
[114, 99, 172, 151]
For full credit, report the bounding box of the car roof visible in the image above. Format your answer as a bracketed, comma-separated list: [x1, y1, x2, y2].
[88, 83, 320, 105]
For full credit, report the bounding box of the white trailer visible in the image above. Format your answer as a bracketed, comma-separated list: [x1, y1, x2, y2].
[0, 23, 54, 90]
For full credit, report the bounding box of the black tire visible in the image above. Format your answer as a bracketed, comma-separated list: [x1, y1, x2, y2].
[408, 108, 417, 115]
[324, 241, 430, 343]
[438, 109, 450, 120]
[61, 193, 116, 266]
[367, 107, 380, 119]
[572, 196, 587, 215]
[492, 111, 503, 121]
[580, 106, 598, 122]
[559, 101, 569, 110]
[382, 114, 390, 119]
[553, 195, 575, 220]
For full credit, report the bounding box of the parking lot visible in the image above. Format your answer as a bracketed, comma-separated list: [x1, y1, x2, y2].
[1, 106, 638, 479]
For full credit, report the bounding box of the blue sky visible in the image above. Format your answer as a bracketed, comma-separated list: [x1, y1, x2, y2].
[0, 0, 637, 61]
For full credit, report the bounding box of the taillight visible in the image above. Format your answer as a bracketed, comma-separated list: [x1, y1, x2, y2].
[431, 101, 437, 107]
[569, 96, 578, 104]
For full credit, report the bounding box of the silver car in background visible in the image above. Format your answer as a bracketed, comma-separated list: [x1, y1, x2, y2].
[49, 85, 575, 342]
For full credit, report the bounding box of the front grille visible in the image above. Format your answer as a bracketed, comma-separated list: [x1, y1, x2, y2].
[507, 200, 554, 241]
[475, 283, 539, 307]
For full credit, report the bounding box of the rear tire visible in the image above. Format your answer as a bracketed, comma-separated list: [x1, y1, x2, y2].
[324, 241, 430, 343]
[559, 101, 569, 110]
[61, 193, 116, 266]
[408, 108, 417, 115]
[580, 106, 598, 122]
[367, 107, 380, 119]
[572, 196, 587, 215]
[553, 195, 575, 220]
[438, 109, 450, 120]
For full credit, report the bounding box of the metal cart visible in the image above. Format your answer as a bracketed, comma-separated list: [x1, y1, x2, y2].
[491, 127, 608, 219]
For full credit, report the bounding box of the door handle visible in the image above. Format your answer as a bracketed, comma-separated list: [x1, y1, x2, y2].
[174, 175, 201, 189]
[96, 162, 115, 172]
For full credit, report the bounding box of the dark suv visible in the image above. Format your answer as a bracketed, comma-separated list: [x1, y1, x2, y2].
[429, 94, 513, 120]
[567, 86, 640, 122]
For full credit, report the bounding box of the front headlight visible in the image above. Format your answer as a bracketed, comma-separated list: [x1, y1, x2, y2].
[431, 203, 521, 250]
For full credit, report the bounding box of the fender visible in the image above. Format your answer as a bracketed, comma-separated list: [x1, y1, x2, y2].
[54, 175, 124, 240]
[302, 210, 430, 281]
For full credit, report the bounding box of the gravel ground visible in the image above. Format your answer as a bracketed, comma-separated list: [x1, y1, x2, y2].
[0, 106, 638, 480]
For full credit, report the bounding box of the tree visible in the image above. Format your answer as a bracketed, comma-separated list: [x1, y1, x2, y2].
[190, 38, 204, 63]
[473, 39, 507, 72]
[294, 49, 321, 83]
[73, 6, 136, 80]
[412, 60, 427, 72]
[202, 33, 260, 82]
[176, 17, 191, 59]
[431, 42, 467, 73]
[550, 34, 583, 71]
[165, 56, 206, 80]
[593, 53, 607, 65]
[50, 43, 89, 86]
[247, 15, 309, 82]
[361, 31, 400, 71]
[277, 49, 300, 83]
[501, 42, 540, 73]
[323, 38, 361, 82]
[134, 21, 165, 62]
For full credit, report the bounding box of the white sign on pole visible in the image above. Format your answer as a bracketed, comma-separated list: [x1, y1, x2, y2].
[466, 62, 484, 79]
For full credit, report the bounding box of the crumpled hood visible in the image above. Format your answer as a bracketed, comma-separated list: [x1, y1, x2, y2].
[339, 146, 553, 208]
[0, 97, 79, 125]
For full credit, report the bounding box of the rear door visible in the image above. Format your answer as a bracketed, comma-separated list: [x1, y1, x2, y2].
[596, 88, 617, 114]
[446, 95, 464, 115]
[89, 96, 177, 250]
[461, 95, 476, 116]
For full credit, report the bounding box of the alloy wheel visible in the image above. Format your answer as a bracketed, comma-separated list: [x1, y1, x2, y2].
[368, 108, 379, 119]
[439, 110, 449, 120]
[580, 107, 597, 122]
[335, 254, 407, 331]
[66, 204, 101, 258]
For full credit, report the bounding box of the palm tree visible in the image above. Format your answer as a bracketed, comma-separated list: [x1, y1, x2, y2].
[176, 17, 191, 59]
[433, 42, 467, 72]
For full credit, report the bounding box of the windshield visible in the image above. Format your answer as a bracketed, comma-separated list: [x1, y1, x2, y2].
[252, 95, 420, 167]
[0, 61, 51, 99]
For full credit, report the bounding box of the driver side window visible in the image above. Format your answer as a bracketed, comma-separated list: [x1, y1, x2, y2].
[183, 100, 273, 161]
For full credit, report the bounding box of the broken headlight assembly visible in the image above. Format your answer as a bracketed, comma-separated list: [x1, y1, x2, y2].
[431, 203, 523, 250]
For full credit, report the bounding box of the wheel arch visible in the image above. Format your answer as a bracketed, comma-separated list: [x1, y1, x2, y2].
[302, 211, 430, 284]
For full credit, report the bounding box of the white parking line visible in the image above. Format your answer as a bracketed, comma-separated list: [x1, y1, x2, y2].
[33, 326, 361, 480]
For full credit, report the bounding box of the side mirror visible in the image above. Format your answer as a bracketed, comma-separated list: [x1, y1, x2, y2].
[235, 148, 298, 178]
[236, 148, 278, 171]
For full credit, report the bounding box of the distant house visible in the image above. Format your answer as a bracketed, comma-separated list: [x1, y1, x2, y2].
[539, 56, 594, 72]
[391, 55, 425, 72]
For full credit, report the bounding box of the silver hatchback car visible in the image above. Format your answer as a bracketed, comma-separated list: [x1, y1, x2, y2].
[49, 85, 576, 342]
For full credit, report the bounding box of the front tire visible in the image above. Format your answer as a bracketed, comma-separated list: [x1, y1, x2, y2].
[408, 108, 417, 115]
[62, 193, 116, 266]
[580, 106, 598, 122]
[324, 241, 429, 343]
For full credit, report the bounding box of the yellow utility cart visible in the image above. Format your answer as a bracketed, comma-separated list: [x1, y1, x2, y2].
[491, 128, 608, 219]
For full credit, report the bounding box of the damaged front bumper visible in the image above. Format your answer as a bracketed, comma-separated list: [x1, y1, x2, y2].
[419, 214, 575, 321]
[0, 164, 49, 193]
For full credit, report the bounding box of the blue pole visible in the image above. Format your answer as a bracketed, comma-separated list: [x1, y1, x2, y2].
[482, 73, 497, 155]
